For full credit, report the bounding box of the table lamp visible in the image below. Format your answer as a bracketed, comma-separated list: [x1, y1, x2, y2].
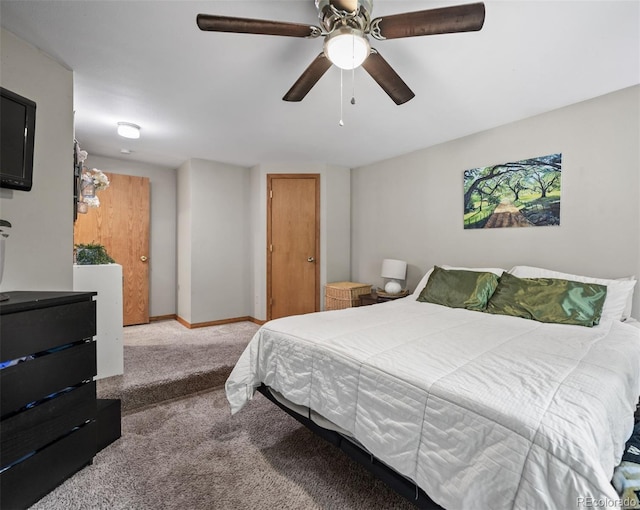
[381, 259, 407, 294]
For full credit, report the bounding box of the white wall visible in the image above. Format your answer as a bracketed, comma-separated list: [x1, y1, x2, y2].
[351, 85, 640, 318]
[325, 165, 352, 287]
[249, 162, 351, 320]
[0, 29, 74, 292]
[176, 160, 192, 322]
[177, 158, 251, 324]
[86, 155, 177, 317]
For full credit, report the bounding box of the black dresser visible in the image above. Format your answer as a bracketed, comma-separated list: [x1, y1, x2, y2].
[0, 291, 98, 509]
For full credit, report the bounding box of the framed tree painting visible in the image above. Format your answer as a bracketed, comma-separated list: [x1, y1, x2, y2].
[463, 153, 562, 229]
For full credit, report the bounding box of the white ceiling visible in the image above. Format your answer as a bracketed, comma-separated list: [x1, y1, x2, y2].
[1, 1, 638, 169]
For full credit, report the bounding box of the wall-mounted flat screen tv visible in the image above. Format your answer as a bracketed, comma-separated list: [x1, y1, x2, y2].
[1, 87, 36, 191]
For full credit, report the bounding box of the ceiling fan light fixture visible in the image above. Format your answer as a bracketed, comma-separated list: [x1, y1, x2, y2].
[117, 122, 141, 139]
[324, 27, 370, 70]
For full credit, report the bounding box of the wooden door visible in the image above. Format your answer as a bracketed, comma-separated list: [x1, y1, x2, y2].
[267, 174, 320, 320]
[74, 172, 150, 326]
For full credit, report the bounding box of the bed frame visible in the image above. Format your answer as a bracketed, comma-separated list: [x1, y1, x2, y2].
[256, 384, 444, 509]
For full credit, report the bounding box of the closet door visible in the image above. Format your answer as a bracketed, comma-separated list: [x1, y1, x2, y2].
[267, 174, 320, 320]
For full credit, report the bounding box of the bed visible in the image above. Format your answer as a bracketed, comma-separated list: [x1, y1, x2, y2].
[226, 265, 640, 509]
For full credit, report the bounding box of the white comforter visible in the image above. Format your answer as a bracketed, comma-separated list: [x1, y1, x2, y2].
[226, 297, 640, 510]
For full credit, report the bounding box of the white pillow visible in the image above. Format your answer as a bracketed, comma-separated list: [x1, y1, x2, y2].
[412, 265, 507, 298]
[412, 268, 434, 297]
[617, 275, 637, 320]
[509, 265, 637, 321]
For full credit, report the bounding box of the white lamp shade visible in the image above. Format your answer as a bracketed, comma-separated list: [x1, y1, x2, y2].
[324, 29, 370, 70]
[381, 259, 407, 280]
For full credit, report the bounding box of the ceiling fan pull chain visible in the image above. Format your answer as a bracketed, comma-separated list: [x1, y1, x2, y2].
[339, 68, 344, 127]
[351, 67, 356, 105]
[351, 35, 356, 105]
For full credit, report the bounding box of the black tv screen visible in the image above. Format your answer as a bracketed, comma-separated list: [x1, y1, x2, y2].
[1, 87, 36, 191]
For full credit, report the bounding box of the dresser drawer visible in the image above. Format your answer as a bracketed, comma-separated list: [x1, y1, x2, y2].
[0, 420, 96, 510]
[0, 341, 96, 417]
[1, 381, 96, 468]
[0, 299, 96, 362]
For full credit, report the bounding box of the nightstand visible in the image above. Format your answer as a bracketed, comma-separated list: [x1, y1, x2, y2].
[360, 289, 410, 306]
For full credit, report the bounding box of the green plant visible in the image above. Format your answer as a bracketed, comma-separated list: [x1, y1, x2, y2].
[75, 242, 115, 265]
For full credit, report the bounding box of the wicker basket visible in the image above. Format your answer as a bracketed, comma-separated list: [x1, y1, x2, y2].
[325, 282, 372, 310]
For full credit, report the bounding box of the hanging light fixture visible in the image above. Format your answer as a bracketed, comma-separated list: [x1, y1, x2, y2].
[324, 26, 370, 70]
[117, 122, 141, 139]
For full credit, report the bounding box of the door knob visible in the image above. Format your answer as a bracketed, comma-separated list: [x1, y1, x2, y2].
[307, 257, 315, 262]
[140, 256, 148, 262]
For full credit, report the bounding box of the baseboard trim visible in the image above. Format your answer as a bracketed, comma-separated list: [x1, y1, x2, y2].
[175, 315, 265, 329]
[149, 314, 177, 322]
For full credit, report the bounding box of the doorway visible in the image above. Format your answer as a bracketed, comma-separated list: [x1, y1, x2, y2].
[267, 174, 320, 320]
[74, 172, 150, 325]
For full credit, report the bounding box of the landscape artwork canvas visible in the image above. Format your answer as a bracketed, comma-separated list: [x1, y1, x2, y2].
[463, 153, 562, 229]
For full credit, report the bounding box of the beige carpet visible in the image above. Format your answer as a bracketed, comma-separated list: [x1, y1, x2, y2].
[28, 320, 418, 509]
[31, 389, 413, 509]
[97, 320, 259, 412]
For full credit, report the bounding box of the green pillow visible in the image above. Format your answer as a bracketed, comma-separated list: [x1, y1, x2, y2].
[417, 266, 499, 311]
[486, 272, 607, 327]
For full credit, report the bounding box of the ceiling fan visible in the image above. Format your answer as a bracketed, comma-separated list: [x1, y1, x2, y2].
[197, 1, 485, 105]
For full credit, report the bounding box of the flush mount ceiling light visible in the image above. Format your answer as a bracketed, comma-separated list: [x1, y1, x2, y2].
[117, 122, 141, 139]
[323, 27, 370, 70]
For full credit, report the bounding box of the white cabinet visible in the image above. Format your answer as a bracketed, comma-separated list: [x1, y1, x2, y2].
[73, 264, 124, 379]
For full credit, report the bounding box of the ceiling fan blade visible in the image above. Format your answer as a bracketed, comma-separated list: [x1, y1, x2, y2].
[283, 53, 333, 102]
[361, 49, 415, 105]
[197, 14, 321, 38]
[370, 2, 485, 40]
